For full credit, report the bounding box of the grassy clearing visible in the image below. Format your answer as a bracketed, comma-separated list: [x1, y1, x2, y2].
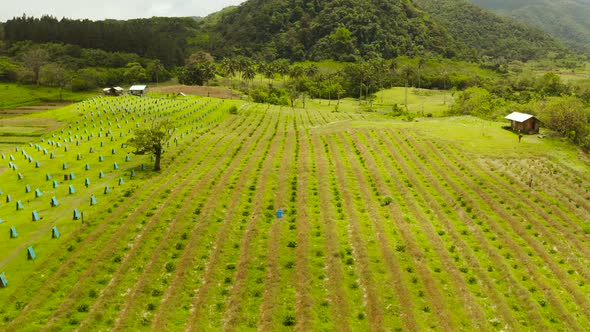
[0, 92, 589, 330]
[0, 83, 97, 110]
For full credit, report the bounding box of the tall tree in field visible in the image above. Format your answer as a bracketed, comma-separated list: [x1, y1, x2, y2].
[401, 64, 414, 110]
[21, 47, 49, 85]
[40, 63, 71, 100]
[128, 119, 175, 171]
[220, 57, 236, 86]
[152, 60, 164, 86]
[179, 51, 216, 86]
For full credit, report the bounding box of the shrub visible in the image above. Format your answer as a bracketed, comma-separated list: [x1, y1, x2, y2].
[381, 196, 393, 206]
[228, 105, 238, 115]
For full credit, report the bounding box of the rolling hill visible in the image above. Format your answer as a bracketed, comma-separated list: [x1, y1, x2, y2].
[412, 0, 565, 61]
[468, 0, 590, 54]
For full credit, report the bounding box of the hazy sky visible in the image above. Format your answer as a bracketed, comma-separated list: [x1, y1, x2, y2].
[0, 0, 247, 21]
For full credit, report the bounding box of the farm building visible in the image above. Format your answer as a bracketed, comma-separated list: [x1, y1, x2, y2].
[102, 87, 125, 96]
[504, 112, 541, 134]
[129, 85, 148, 96]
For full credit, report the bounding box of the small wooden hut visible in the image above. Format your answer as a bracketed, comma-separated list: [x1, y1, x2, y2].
[102, 87, 125, 96]
[129, 85, 148, 96]
[504, 112, 541, 134]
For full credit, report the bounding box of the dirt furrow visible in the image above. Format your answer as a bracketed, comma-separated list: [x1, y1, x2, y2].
[149, 107, 276, 330]
[75, 111, 264, 331]
[220, 112, 287, 330]
[310, 133, 352, 331]
[4, 117, 228, 330]
[185, 110, 281, 330]
[416, 133, 588, 330]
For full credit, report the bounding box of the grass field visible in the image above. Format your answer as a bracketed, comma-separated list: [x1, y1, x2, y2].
[0, 95, 589, 331]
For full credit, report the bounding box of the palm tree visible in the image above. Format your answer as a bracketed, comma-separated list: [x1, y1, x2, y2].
[153, 60, 163, 87]
[401, 64, 414, 110]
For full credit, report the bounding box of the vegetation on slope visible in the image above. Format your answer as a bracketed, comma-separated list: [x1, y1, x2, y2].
[199, 0, 463, 61]
[469, 0, 590, 54]
[412, 0, 565, 62]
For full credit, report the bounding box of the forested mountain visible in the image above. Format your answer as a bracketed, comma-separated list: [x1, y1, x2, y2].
[199, 0, 464, 62]
[0, 0, 571, 66]
[412, 0, 564, 61]
[2, 16, 200, 67]
[468, 0, 590, 54]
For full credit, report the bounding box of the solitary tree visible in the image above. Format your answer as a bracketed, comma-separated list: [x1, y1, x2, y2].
[128, 120, 175, 171]
[21, 47, 49, 85]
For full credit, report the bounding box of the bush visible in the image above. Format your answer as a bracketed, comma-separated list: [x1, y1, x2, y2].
[381, 196, 393, 206]
[228, 105, 238, 115]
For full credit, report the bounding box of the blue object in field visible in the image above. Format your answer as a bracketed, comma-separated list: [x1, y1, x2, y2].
[68, 184, 75, 194]
[50, 152, 55, 159]
[16, 200, 23, 210]
[53, 180, 59, 188]
[63, 162, 68, 170]
[85, 163, 91, 170]
[141, 164, 146, 170]
[52, 226, 60, 238]
[25, 185, 31, 193]
[125, 155, 131, 162]
[32, 210, 40, 221]
[35, 161, 41, 168]
[10, 226, 17, 238]
[90, 195, 97, 205]
[50, 196, 59, 207]
[85, 178, 90, 187]
[130, 170, 136, 178]
[111, 148, 116, 154]
[73, 208, 81, 220]
[0, 272, 7, 287]
[277, 209, 284, 219]
[27, 246, 36, 260]
[69, 172, 75, 180]
[99, 155, 104, 162]
[77, 153, 82, 160]
[35, 189, 42, 197]
[46, 173, 51, 180]
[113, 162, 118, 170]
[118, 177, 125, 185]
[99, 170, 105, 178]
[6, 194, 12, 203]
[104, 186, 111, 194]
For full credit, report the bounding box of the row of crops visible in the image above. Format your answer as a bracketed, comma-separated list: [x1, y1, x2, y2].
[1, 96, 590, 331]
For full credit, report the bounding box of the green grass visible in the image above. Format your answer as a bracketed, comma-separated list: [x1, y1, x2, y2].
[0, 83, 98, 110]
[0, 94, 589, 331]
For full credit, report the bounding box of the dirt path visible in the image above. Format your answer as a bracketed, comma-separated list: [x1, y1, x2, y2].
[184, 111, 280, 330]
[326, 135, 385, 330]
[221, 111, 287, 330]
[257, 111, 295, 330]
[311, 134, 352, 332]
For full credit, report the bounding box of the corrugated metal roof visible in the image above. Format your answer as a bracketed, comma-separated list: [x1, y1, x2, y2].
[129, 85, 147, 90]
[505, 112, 535, 123]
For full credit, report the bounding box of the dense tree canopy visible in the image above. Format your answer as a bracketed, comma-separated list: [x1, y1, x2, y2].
[2, 15, 198, 67]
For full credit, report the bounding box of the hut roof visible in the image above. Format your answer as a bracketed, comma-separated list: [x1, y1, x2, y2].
[129, 85, 147, 91]
[505, 112, 537, 123]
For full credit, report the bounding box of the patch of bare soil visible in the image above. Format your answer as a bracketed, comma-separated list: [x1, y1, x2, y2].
[150, 84, 242, 99]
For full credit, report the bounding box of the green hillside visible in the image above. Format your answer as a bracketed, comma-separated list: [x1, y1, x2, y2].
[200, 0, 463, 61]
[412, 0, 565, 61]
[469, 0, 590, 54]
